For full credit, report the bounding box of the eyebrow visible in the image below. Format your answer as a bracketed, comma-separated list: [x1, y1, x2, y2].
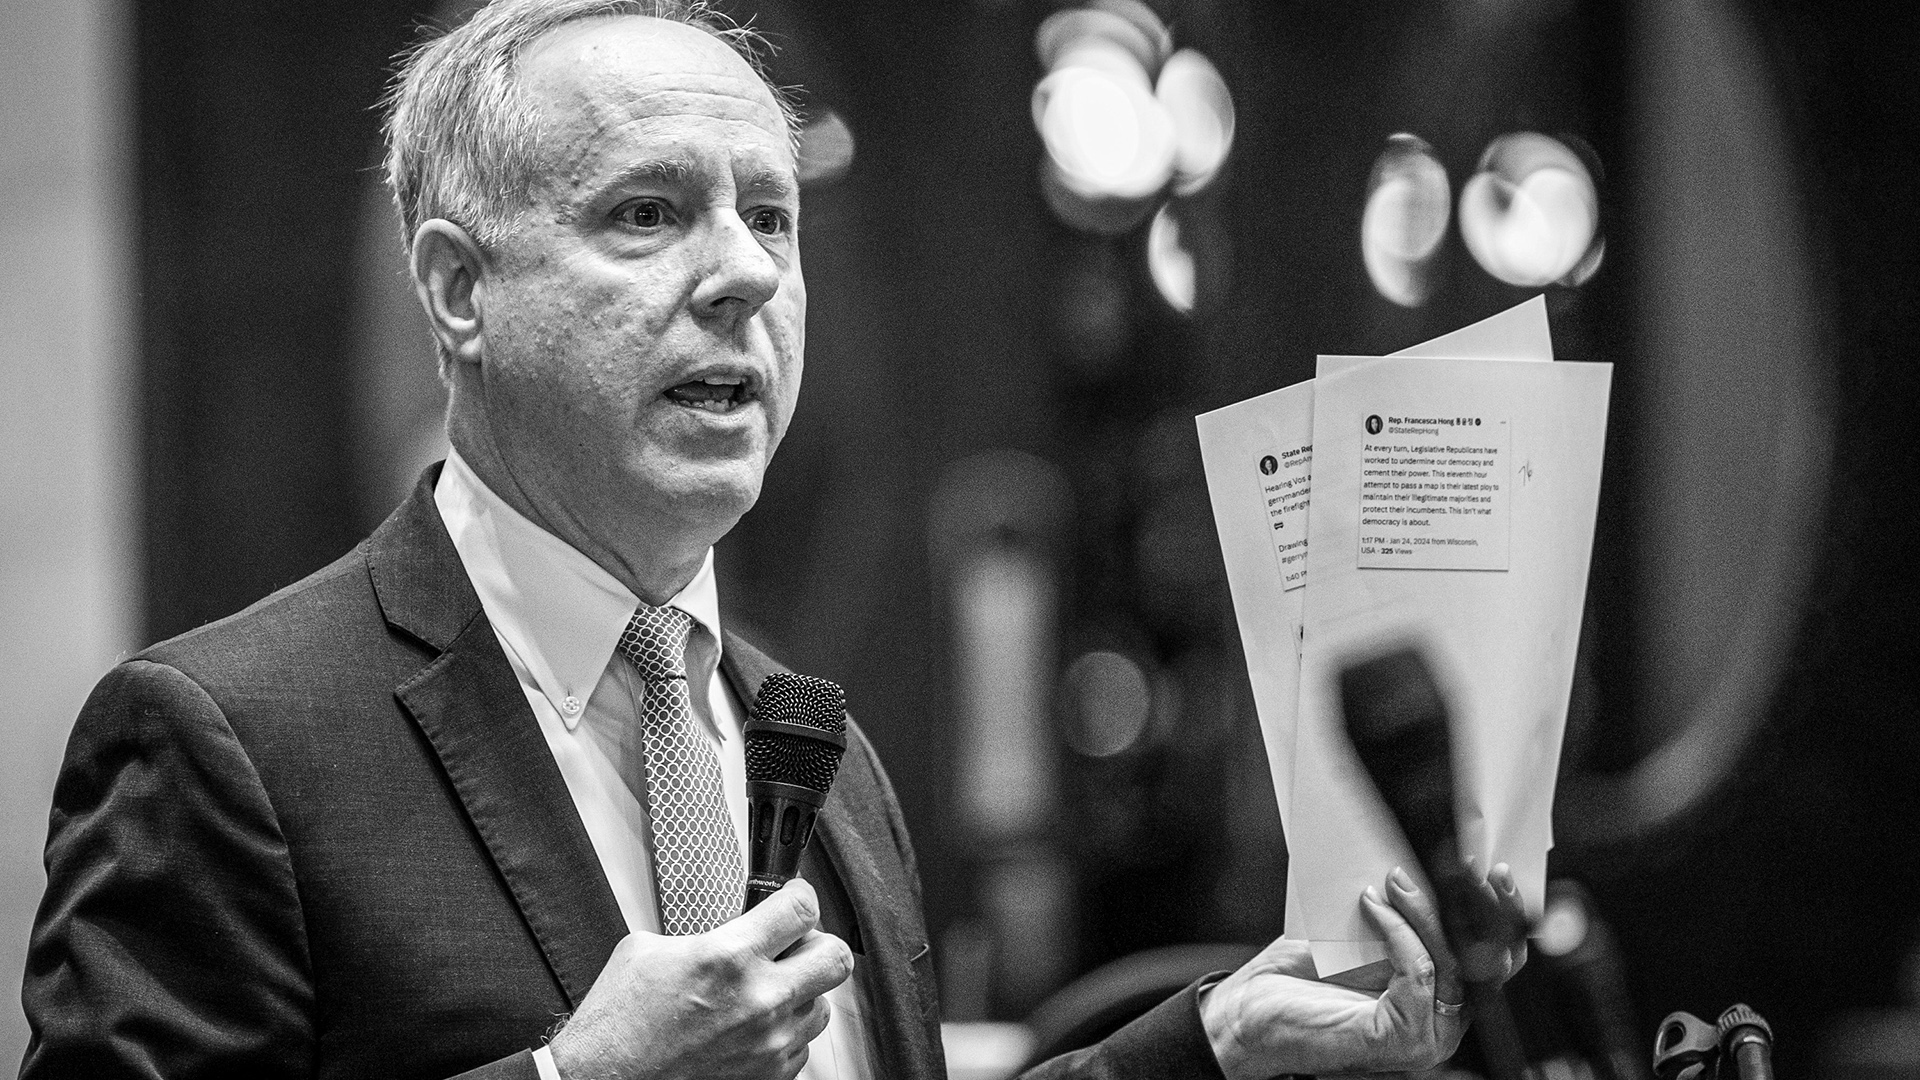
[565, 158, 799, 219]
[613, 156, 701, 190]
[553, 156, 697, 220]
[741, 166, 800, 205]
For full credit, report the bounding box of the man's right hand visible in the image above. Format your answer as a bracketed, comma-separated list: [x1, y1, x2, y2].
[547, 879, 853, 1080]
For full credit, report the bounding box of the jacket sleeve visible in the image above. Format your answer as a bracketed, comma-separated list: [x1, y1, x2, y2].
[21, 659, 319, 1078]
[19, 659, 541, 1080]
[846, 710, 1228, 1080]
[1016, 979, 1230, 1080]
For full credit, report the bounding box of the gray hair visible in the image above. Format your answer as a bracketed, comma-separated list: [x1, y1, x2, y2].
[382, 0, 800, 250]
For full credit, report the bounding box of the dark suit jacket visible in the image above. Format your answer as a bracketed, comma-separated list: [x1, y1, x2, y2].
[21, 470, 1223, 1080]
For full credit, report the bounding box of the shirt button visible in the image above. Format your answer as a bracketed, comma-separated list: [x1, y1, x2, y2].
[561, 696, 583, 715]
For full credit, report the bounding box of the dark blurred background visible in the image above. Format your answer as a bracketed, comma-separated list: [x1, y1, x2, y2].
[4, 0, 1917, 1076]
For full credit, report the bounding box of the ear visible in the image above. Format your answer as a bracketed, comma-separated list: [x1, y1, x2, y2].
[410, 219, 489, 368]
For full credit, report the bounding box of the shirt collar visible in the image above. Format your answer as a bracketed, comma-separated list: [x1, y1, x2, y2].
[434, 449, 726, 730]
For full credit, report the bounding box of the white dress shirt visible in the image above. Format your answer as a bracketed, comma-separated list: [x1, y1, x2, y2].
[435, 450, 873, 1080]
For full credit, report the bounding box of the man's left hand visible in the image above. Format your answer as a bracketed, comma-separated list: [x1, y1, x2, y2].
[1199, 863, 1528, 1079]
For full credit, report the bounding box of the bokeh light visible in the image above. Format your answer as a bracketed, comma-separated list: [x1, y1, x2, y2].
[1147, 203, 1196, 313]
[1060, 650, 1153, 758]
[1034, 1, 1169, 74]
[1361, 133, 1451, 307]
[1458, 132, 1600, 287]
[1156, 49, 1235, 196]
[1533, 888, 1593, 958]
[1033, 42, 1177, 202]
[1032, 2, 1234, 236]
[796, 108, 855, 186]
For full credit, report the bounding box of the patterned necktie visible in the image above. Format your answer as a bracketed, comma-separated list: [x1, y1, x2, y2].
[615, 603, 743, 935]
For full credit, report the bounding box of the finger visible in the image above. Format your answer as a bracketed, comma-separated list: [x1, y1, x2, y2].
[776, 928, 855, 1000]
[1508, 933, 1529, 978]
[1489, 864, 1530, 979]
[1450, 863, 1519, 984]
[767, 996, 829, 1080]
[1359, 885, 1437, 997]
[1362, 884, 1463, 1065]
[1460, 856, 1506, 929]
[1471, 864, 1504, 914]
[799, 992, 834, 1045]
[779, 1042, 813, 1080]
[727, 878, 823, 959]
[1383, 867, 1461, 997]
[1451, 858, 1515, 984]
[769, 997, 829, 1080]
[1489, 863, 1527, 930]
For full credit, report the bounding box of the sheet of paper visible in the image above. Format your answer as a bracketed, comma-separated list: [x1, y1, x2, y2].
[1290, 355, 1611, 974]
[1194, 296, 1555, 950]
[1393, 294, 1553, 362]
[1196, 383, 1318, 935]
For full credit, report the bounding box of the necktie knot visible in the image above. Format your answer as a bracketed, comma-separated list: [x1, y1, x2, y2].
[617, 604, 694, 682]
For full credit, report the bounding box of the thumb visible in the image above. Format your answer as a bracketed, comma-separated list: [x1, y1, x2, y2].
[725, 877, 821, 959]
[1360, 885, 1440, 1017]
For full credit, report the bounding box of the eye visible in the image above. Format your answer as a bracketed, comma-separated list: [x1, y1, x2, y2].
[613, 198, 670, 229]
[747, 207, 792, 236]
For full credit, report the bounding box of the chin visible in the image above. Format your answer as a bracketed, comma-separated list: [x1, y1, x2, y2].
[651, 459, 766, 533]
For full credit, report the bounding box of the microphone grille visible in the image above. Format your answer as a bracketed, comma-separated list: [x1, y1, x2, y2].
[755, 672, 847, 734]
[746, 673, 848, 792]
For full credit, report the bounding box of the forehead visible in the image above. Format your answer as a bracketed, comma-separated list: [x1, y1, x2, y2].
[518, 16, 793, 175]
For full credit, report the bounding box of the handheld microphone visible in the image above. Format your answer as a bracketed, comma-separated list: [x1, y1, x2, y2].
[1339, 647, 1531, 1080]
[743, 672, 848, 911]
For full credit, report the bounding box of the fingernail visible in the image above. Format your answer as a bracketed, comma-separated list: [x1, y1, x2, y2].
[1494, 863, 1516, 889]
[1390, 866, 1416, 892]
[1363, 885, 1384, 904]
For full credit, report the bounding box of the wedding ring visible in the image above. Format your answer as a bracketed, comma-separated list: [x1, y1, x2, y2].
[1433, 996, 1466, 1016]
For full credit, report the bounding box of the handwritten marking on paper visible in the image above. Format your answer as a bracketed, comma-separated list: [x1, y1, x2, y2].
[1356, 415, 1511, 571]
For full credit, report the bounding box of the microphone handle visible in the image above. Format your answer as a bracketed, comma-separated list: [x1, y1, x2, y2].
[743, 780, 827, 913]
[743, 877, 784, 912]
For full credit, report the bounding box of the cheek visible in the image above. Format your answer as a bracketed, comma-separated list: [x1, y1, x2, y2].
[765, 307, 805, 419]
[786, 306, 806, 360]
[493, 276, 655, 387]
[495, 251, 669, 344]
[766, 285, 806, 363]
[487, 317, 645, 434]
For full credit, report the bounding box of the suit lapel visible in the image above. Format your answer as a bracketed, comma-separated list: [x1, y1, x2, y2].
[721, 634, 941, 1080]
[369, 469, 627, 1009]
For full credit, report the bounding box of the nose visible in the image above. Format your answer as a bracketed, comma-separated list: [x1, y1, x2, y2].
[690, 210, 782, 322]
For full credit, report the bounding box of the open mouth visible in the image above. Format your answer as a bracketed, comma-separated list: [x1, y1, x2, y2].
[664, 375, 752, 414]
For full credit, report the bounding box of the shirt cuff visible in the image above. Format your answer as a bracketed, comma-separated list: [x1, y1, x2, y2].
[532, 1044, 562, 1080]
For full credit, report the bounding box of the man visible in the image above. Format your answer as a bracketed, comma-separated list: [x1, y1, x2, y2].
[21, 2, 1525, 1078]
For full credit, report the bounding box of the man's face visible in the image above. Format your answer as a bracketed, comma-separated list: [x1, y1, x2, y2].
[477, 16, 804, 548]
